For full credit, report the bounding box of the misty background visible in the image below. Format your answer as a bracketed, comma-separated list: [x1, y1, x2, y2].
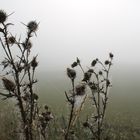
[0, 0, 140, 121]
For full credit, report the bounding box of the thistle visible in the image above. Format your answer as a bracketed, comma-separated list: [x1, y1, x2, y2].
[0, 10, 7, 23]
[27, 21, 38, 32]
[2, 77, 15, 92]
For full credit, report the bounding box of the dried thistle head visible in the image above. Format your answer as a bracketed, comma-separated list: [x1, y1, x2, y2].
[82, 71, 92, 82]
[71, 62, 77, 68]
[67, 68, 76, 80]
[0, 10, 7, 23]
[104, 60, 110, 65]
[2, 77, 15, 92]
[33, 93, 39, 101]
[83, 121, 90, 128]
[91, 59, 97, 67]
[109, 52, 114, 59]
[27, 21, 38, 32]
[22, 40, 32, 50]
[75, 82, 86, 96]
[31, 56, 38, 70]
[8, 36, 16, 44]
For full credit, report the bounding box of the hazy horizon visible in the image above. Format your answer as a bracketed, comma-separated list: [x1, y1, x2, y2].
[1, 0, 140, 72]
[1, 0, 140, 114]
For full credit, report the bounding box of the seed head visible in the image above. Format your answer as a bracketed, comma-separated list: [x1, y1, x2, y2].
[75, 82, 86, 96]
[82, 71, 92, 82]
[109, 53, 114, 59]
[106, 79, 110, 87]
[76, 57, 80, 64]
[44, 105, 49, 110]
[83, 121, 90, 128]
[31, 56, 38, 70]
[33, 93, 39, 100]
[27, 21, 38, 32]
[2, 77, 15, 92]
[71, 62, 77, 68]
[8, 36, 16, 44]
[99, 71, 103, 75]
[22, 40, 32, 50]
[91, 59, 97, 67]
[88, 69, 94, 73]
[88, 82, 97, 91]
[0, 10, 7, 23]
[67, 68, 76, 80]
[105, 60, 110, 65]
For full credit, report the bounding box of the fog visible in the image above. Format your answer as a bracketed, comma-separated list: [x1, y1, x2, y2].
[1, 0, 140, 72]
[1, 0, 140, 120]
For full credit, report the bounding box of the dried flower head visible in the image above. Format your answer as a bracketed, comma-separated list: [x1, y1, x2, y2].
[27, 21, 38, 32]
[82, 71, 92, 82]
[71, 62, 77, 68]
[31, 56, 38, 70]
[91, 59, 97, 67]
[75, 82, 86, 96]
[109, 53, 114, 59]
[88, 82, 97, 91]
[22, 40, 32, 50]
[76, 57, 80, 64]
[33, 93, 39, 100]
[44, 105, 49, 110]
[0, 10, 7, 23]
[88, 69, 94, 73]
[67, 68, 76, 80]
[105, 60, 110, 65]
[99, 71, 103, 75]
[2, 77, 15, 92]
[8, 36, 16, 44]
[83, 121, 90, 128]
[106, 79, 110, 87]
[42, 111, 54, 122]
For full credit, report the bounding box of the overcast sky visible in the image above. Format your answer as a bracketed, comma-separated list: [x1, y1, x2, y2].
[1, 0, 140, 72]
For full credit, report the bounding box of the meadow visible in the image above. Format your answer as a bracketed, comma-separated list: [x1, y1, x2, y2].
[0, 65, 140, 140]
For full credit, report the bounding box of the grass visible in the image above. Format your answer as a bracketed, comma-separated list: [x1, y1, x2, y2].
[0, 94, 140, 140]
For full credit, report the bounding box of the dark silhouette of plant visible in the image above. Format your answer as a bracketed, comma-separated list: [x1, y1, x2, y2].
[65, 54, 113, 140]
[0, 10, 53, 140]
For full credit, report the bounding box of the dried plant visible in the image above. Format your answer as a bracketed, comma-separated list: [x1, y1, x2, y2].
[0, 10, 53, 140]
[65, 54, 113, 140]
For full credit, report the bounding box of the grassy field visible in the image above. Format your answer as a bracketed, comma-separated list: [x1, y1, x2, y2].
[0, 64, 140, 140]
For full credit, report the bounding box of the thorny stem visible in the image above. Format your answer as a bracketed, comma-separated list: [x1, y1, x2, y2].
[100, 62, 112, 127]
[78, 63, 84, 74]
[1, 23, 30, 140]
[0, 38, 10, 60]
[65, 79, 75, 140]
[97, 75, 101, 140]
[0, 23, 36, 140]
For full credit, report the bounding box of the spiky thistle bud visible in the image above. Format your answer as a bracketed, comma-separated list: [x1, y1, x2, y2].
[67, 68, 76, 80]
[2, 77, 15, 92]
[27, 21, 38, 32]
[0, 10, 7, 23]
